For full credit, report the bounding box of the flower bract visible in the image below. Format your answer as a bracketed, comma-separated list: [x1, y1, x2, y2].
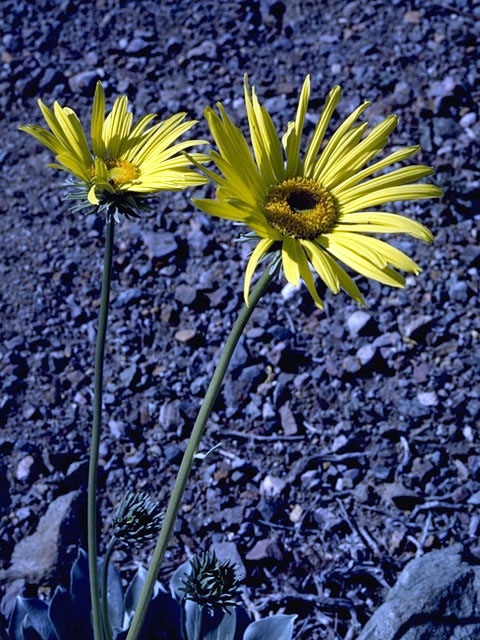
[193, 76, 442, 308]
[20, 82, 208, 219]
[180, 551, 241, 615]
[112, 491, 163, 546]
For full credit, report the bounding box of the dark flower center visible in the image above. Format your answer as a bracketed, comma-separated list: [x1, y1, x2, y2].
[264, 177, 337, 239]
[287, 190, 317, 212]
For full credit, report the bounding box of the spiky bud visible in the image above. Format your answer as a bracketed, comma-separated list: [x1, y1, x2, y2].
[180, 551, 241, 614]
[112, 491, 163, 546]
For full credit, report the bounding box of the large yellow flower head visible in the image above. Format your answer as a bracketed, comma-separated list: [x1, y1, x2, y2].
[20, 82, 208, 219]
[193, 76, 442, 308]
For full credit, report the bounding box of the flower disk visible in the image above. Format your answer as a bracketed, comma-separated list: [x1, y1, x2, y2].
[193, 75, 443, 309]
[20, 82, 208, 219]
[265, 178, 337, 239]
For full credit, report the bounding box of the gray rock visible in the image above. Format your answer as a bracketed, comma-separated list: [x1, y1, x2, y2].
[141, 231, 178, 259]
[238, 364, 265, 387]
[417, 391, 438, 407]
[402, 315, 434, 341]
[164, 443, 183, 464]
[460, 112, 476, 128]
[342, 354, 361, 374]
[356, 344, 377, 366]
[346, 310, 375, 338]
[38, 67, 65, 91]
[331, 434, 348, 452]
[245, 538, 283, 562]
[120, 364, 141, 388]
[186, 40, 217, 60]
[280, 404, 298, 435]
[125, 38, 152, 55]
[174, 329, 196, 343]
[358, 545, 480, 640]
[174, 284, 197, 306]
[449, 280, 469, 302]
[463, 245, 480, 268]
[15, 455, 36, 482]
[261, 475, 286, 496]
[68, 70, 98, 93]
[1, 491, 82, 582]
[108, 419, 125, 438]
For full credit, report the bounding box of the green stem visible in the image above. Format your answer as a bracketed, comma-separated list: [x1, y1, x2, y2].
[101, 537, 116, 640]
[88, 218, 115, 640]
[125, 265, 276, 640]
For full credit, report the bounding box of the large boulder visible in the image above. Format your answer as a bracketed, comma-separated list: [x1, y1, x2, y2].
[1, 490, 84, 584]
[358, 544, 480, 640]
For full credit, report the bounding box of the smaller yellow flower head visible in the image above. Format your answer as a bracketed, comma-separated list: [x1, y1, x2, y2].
[193, 76, 443, 308]
[20, 82, 208, 216]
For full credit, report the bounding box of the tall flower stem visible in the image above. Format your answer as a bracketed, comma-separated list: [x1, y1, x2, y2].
[101, 536, 116, 640]
[88, 217, 115, 640]
[126, 265, 276, 640]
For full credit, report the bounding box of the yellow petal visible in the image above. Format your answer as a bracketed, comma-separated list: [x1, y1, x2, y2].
[55, 151, 89, 181]
[125, 113, 187, 161]
[193, 198, 246, 221]
[91, 81, 106, 157]
[103, 95, 128, 155]
[296, 243, 323, 308]
[53, 103, 91, 166]
[335, 211, 433, 243]
[313, 99, 370, 181]
[282, 237, 300, 286]
[211, 153, 260, 206]
[131, 120, 199, 170]
[316, 121, 369, 183]
[139, 139, 207, 170]
[128, 113, 156, 139]
[244, 78, 282, 185]
[331, 231, 421, 273]
[300, 239, 339, 293]
[19, 124, 64, 155]
[302, 239, 366, 304]
[204, 104, 266, 196]
[285, 75, 310, 178]
[336, 165, 433, 205]
[326, 253, 365, 305]
[244, 238, 275, 305]
[94, 157, 108, 180]
[329, 145, 420, 193]
[318, 235, 405, 288]
[323, 115, 398, 187]
[340, 184, 443, 214]
[37, 99, 70, 152]
[88, 185, 99, 205]
[183, 151, 226, 186]
[304, 85, 341, 177]
[281, 120, 295, 151]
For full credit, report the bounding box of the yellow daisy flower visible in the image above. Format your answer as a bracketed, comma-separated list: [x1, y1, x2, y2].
[20, 82, 208, 218]
[193, 76, 442, 308]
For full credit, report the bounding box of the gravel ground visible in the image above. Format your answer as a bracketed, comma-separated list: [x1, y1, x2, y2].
[1, 0, 479, 638]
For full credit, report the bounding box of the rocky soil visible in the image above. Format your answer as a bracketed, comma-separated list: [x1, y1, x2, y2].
[0, 0, 479, 638]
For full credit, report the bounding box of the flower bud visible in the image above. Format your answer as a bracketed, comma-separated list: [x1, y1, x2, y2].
[180, 551, 241, 614]
[112, 491, 163, 546]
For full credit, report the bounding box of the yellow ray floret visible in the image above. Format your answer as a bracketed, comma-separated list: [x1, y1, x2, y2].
[193, 75, 442, 308]
[20, 81, 208, 212]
